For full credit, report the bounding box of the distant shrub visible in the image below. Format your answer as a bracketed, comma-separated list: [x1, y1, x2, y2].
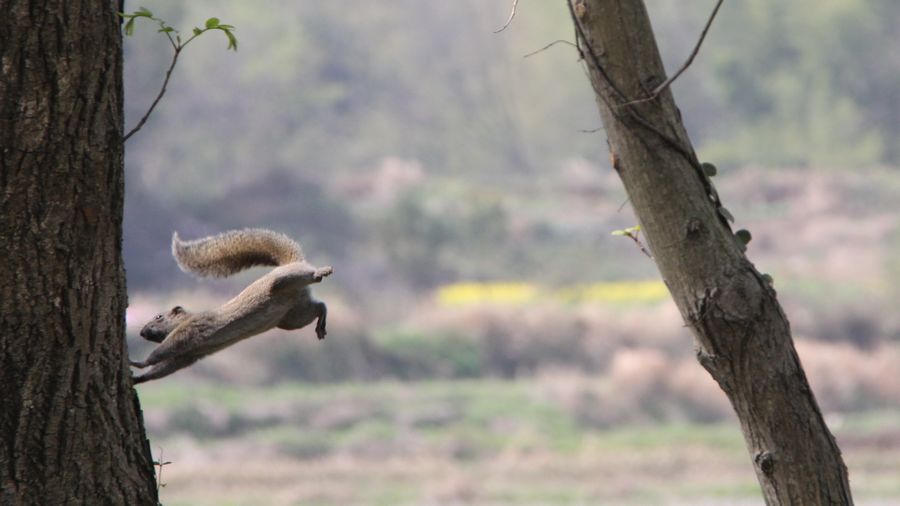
[278, 439, 333, 460]
[797, 340, 900, 412]
[167, 404, 235, 437]
[378, 330, 485, 379]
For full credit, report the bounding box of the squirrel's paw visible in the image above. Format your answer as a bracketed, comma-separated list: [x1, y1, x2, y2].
[315, 322, 327, 340]
[314, 266, 333, 281]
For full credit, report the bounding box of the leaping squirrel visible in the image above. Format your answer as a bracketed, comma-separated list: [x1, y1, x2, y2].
[130, 228, 332, 384]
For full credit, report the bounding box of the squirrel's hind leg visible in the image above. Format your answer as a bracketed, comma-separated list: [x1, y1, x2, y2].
[314, 301, 328, 340]
[277, 300, 328, 339]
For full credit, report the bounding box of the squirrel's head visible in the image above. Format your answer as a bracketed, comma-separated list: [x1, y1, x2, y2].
[139, 306, 189, 343]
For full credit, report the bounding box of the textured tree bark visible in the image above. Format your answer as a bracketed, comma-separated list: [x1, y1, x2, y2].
[568, 1, 853, 504]
[0, 1, 158, 504]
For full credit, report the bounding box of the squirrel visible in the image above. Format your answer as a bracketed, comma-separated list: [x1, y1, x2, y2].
[130, 228, 332, 384]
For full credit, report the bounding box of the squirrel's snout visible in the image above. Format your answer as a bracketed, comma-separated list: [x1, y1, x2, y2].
[139, 326, 166, 343]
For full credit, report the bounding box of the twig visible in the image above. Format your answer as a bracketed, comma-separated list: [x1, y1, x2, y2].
[154, 447, 172, 496]
[123, 47, 182, 142]
[121, 11, 237, 142]
[523, 39, 577, 58]
[567, 0, 699, 167]
[579, 126, 604, 133]
[620, 0, 724, 106]
[612, 226, 652, 258]
[624, 229, 652, 259]
[494, 0, 521, 33]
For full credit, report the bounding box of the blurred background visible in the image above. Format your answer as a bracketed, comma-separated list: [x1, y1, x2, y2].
[123, 1, 900, 504]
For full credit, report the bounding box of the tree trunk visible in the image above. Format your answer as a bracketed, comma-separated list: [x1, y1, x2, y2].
[567, 1, 853, 504]
[0, 1, 158, 504]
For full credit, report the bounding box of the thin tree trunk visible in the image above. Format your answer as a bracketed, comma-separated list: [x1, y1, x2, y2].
[0, 1, 158, 504]
[567, 1, 853, 503]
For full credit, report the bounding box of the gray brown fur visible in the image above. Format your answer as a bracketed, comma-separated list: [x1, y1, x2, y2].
[139, 305, 190, 343]
[172, 228, 304, 278]
[131, 229, 331, 384]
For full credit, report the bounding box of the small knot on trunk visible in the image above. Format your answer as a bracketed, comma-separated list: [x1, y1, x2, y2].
[685, 217, 705, 240]
[755, 450, 775, 477]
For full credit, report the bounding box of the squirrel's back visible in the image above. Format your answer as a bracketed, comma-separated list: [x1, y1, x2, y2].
[172, 228, 305, 278]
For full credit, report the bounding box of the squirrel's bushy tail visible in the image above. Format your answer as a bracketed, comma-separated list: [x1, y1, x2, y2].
[172, 228, 305, 278]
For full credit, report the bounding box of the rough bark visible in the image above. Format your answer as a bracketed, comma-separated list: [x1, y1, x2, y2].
[568, 1, 853, 504]
[0, 1, 158, 504]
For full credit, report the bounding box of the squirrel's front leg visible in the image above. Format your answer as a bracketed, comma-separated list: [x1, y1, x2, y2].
[133, 355, 200, 384]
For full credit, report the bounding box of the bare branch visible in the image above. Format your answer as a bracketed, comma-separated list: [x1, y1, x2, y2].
[123, 48, 182, 142]
[567, 0, 700, 167]
[523, 39, 577, 58]
[621, 0, 724, 107]
[494, 0, 520, 33]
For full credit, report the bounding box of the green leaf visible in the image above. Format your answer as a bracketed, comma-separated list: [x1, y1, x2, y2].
[136, 6, 153, 17]
[192, 27, 203, 36]
[717, 207, 735, 223]
[761, 273, 774, 286]
[611, 224, 640, 237]
[158, 26, 175, 34]
[205, 17, 220, 29]
[735, 229, 752, 245]
[224, 30, 238, 51]
[124, 18, 135, 36]
[701, 162, 717, 177]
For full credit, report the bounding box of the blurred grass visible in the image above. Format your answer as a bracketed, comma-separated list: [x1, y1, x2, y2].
[138, 379, 900, 505]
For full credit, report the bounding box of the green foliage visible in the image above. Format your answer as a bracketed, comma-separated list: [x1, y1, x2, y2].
[698, 0, 897, 167]
[611, 225, 640, 237]
[121, 6, 237, 50]
[378, 329, 485, 379]
[379, 188, 511, 287]
[121, 7, 153, 36]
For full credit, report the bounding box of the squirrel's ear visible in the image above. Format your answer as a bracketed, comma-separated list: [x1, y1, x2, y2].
[171, 306, 184, 314]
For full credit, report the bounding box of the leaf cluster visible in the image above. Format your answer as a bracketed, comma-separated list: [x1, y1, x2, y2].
[121, 7, 237, 51]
